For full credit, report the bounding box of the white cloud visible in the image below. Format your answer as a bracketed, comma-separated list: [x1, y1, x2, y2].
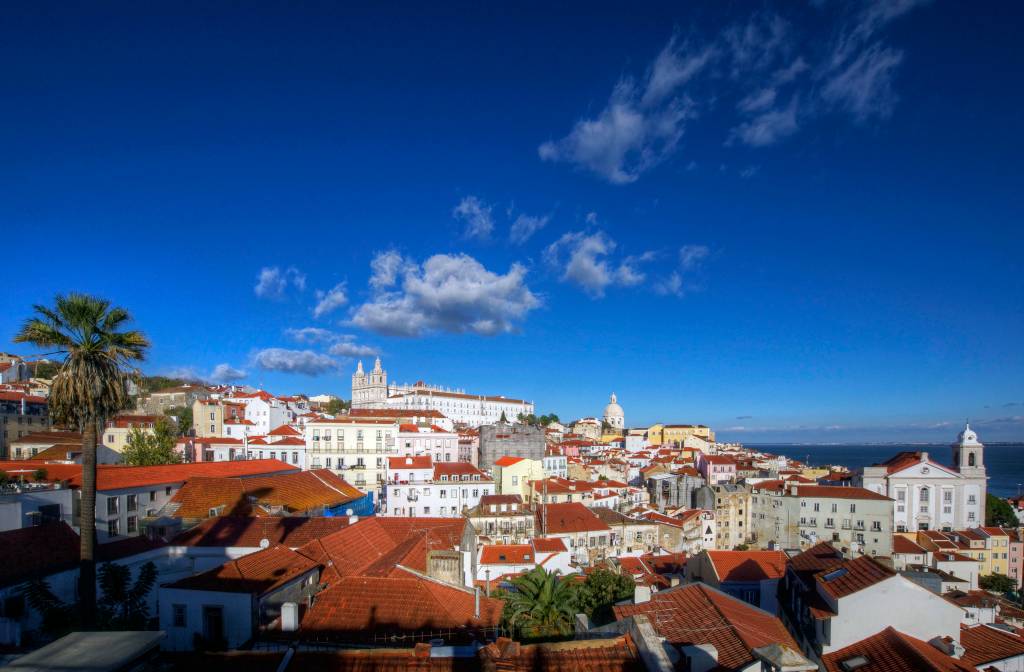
[656, 245, 710, 297]
[209, 363, 247, 383]
[585, 212, 598, 224]
[821, 44, 903, 122]
[351, 253, 540, 337]
[509, 213, 550, 245]
[252, 348, 338, 376]
[642, 36, 717, 107]
[539, 71, 698, 184]
[453, 196, 494, 239]
[723, 12, 792, 76]
[680, 244, 710, 270]
[284, 327, 338, 344]
[312, 282, 348, 318]
[163, 366, 200, 380]
[737, 88, 777, 114]
[254, 266, 306, 299]
[369, 250, 409, 290]
[739, 165, 760, 179]
[328, 341, 379, 358]
[730, 96, 800, 147]
[545, 231, 654, 298]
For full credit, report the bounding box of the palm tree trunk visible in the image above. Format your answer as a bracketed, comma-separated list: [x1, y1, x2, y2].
[79, 418, 98, 628]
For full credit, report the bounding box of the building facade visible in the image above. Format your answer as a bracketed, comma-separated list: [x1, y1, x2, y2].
[350, 357, 534, 426]
[303, 417, 397, 500]
[859, 423, 987, 531]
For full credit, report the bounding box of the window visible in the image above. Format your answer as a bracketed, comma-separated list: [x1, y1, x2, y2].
[968, 512, 976, 521]
[106, 498, 119, 516]
[126, 494, 138, 512]
[920, 488, 929, 502]
[871, 521, 882, 531]
[173, 604, 187, 627]
[165, 487, 172, 496]
[968, 495, 977, 505]
[850, 504, 856, 513]
[149, 490, 156, 502]
[813, 503, 820, 512]
[127, 515, 138, 534]
[292, 452, 299, 464]
[107, 519, 120, 537]
[943, 490, 953, 503]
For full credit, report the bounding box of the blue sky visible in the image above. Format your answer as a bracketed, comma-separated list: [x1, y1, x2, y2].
[1, 1, 1022, 442]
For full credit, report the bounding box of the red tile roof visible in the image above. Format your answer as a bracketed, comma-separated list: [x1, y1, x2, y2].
[493, 456, 525, 467]
[531, 537, 567, 553]
[297, 518, 467, 582]
[614, 583, 800, 670]
[267, 424, 301, 436]
[0, 522, 80, 588]
[478, 636, 643, 671]
[480, 544, 534, 565]
[794, 485, 893, 501]
[171, 516, 352, 549]
[166, 544, 316, 594]
[821, 626, 976, 672]
[389, 456, 433, 470]
[815, 555, 896, 600]
[893, 535, 929, 554]
[301, 570, 503, 641]
[706, 550, 787, 582]
[536, 503, 610, 534]
[168, 469, 365, 518]
[960, 623, 1024, 667]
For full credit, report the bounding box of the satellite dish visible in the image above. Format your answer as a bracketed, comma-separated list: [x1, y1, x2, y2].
[259, 538, 270, 549]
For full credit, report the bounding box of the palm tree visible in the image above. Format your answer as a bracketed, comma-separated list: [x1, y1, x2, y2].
[503, 567, 578, 641]
[14, 294, 149, 628]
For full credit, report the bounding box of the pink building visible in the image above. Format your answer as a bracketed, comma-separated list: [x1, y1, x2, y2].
[697, 453, 737, 485]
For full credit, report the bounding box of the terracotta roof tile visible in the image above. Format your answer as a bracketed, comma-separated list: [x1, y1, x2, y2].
[614, 583, 799, 670]
[478, 635, 643, 671]
[960, 623, 1024, 667]
[536, 503, 610, 534]
[171, 516, 351, 548]
[479, 545, 533, 565]
[706, 550, 787, 582]
[822, 627, 976, 672]
[301, 571, 503, 642]
[168, 469, 365, 518]
[165, 544, 317, 594]
[815, 555, 896, 599]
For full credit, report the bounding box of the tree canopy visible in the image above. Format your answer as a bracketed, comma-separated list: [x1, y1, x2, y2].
[502, 567, 578, 642]
[979, 573, 1016, 595]
[986, 494, 1020, 527]
[122, 416, 181, 466]
[575, 569, 635, 625]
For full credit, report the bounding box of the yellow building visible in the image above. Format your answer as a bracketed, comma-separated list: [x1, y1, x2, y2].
[980, 527, 1011, 577]
[492, 456, 545, 500]
[662, 425, 715, 446]
[102, 415, 162, 453]
[646, 424, 664, 445]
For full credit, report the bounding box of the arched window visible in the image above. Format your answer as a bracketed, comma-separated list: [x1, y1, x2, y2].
[968, 453, 976, 467]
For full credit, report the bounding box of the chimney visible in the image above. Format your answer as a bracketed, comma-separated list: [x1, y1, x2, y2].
[474, 586, 481, 618]
[406, 456, 413, 465]
[634, 585, 652, 604]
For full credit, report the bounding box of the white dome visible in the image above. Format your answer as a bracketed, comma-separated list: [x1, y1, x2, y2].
[603, 393, 624, 425]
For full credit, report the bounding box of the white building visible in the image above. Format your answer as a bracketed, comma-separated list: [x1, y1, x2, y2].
[396, 424, 460, 463]
[303, 417, 398, 500]
[602, 393, 624, 430]
[859, 423, 987, 531]
[383, 457, 494, 518]
[351, 357, 534, 427]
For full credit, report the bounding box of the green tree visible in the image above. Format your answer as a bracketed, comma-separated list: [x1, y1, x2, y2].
[122, 417, 181, 466]
[979, 573, 1016, 594]
[164, 406, 192, 437]
[22, 561, 159, 637]
[986, 494, 1020, 527]
[30, 360, 61, 379]
[575, 569, 634, 625]
[324, 398, 349, 415]
[537, 413, 560, 426]
[32, 468, 48, 483]
[97, 561, 157, 628]
[499, 410, 509, 423]
[503, 567, 578, 641]
[15, 293, 149, 627]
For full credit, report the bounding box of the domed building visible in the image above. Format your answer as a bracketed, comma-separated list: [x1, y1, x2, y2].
[603, 393, 624, 430]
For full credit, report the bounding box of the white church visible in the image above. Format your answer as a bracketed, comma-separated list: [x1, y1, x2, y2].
[350, 357, 534, 428]
[859, 422, 987, 531]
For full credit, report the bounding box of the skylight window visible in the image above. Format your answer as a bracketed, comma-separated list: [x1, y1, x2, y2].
[822, 568, 848, 582]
